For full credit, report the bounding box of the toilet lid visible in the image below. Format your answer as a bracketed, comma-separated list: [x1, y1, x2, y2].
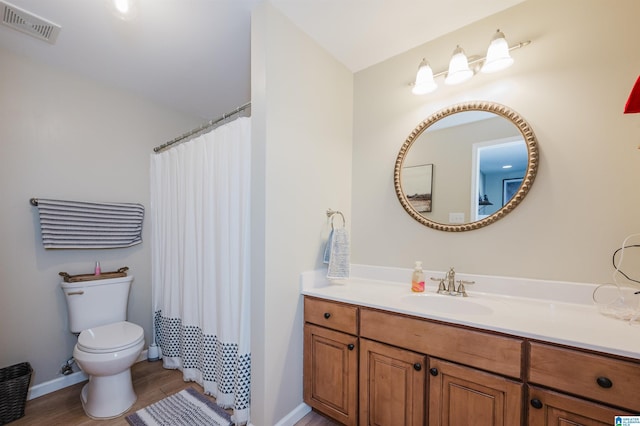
[77, 321, 144, 354]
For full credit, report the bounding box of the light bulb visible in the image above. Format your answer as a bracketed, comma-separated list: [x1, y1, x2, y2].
[445, 46, 473, 85]
[481, 30, 514, 73]
[412, 59, 438, 95]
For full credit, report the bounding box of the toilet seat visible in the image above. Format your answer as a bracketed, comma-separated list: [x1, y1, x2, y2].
[77, 321, 144, 354]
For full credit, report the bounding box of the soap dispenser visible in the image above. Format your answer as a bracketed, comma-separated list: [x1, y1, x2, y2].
[411, 261, 425, 292]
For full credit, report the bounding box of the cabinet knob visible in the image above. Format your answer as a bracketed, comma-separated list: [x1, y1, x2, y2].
[429, 368, 438, 376]
[530, 399, 543, 409]
[596, 376, 613, 388]
[323, 312, 331, 319]
[347, 343, 355, 351]
[413, 363, 422, 371]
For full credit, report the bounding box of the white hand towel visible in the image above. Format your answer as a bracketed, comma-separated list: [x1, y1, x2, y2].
[323, 229, 334, 264]
[327, 227, 350, 280]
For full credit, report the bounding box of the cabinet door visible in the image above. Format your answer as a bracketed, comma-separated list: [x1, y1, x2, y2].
[528, 386, 634, 426]
[304, 323, 358, 426]
[429, 358, 523, 426]
[359, 338, 426, 426]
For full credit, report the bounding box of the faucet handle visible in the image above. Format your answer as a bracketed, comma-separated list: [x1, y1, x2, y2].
[430, 277, 448, 294]
[456, 280, 475, 297]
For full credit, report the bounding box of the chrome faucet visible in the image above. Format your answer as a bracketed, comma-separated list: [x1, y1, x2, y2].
[431, 267, 475, 297]
[446, 267, 456, 293]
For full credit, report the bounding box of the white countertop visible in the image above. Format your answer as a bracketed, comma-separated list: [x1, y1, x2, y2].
[301, 265, 640, 360]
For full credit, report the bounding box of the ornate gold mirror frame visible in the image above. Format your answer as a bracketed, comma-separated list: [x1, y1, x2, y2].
[394, 101, 539, 232]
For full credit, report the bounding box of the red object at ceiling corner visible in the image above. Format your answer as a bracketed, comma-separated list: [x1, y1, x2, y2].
[624, 75, 640, 114]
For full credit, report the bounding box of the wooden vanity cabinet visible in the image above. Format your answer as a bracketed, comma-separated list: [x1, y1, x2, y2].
[429, 358, 523, 426]
[527, 342, 639, 424]
[359, 338, 426, 426]
[303, 296, 640, 426]
[359, 308, 523, 379]
[304, 297, 359, 426]
[360, 308, 524, 426]
[527, 386, 634, 425]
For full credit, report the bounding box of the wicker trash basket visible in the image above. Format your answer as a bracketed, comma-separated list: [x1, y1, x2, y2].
[0, 362, 32, 425]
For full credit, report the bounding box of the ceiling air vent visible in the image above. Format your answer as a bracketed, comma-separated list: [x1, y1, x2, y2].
[1, 1, 61, 44]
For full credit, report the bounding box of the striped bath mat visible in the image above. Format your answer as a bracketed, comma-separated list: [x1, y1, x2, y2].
[126, 387, 233, 426]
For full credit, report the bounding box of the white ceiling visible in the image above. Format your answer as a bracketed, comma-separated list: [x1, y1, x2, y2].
[0, 0, 523, 120]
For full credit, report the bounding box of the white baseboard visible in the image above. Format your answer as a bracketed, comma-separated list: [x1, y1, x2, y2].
[27, 349, 151, 401]
[273, 403, 311, 426]
[27, 370, 88, 400]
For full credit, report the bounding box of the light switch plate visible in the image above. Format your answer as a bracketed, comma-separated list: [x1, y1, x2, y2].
[449, 212, 465, 223]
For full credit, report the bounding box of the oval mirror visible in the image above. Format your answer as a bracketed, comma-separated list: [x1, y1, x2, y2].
[394, 101, 538, 231]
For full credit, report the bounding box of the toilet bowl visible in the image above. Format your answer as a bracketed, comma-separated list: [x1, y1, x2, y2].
[72, 321, 144, 419]
[61, 275, 144, 419]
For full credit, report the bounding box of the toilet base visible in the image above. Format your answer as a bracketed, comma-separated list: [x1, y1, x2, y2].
[80, 368, 137, 419]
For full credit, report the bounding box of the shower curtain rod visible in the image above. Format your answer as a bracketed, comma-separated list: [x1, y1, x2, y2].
[153, 101, 251, 153]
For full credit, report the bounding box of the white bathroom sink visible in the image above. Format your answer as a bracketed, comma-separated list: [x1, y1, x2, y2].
[400, 293, 494, 315]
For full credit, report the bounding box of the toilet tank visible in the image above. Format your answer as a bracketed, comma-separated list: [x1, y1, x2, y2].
[61, 276, 134, 333]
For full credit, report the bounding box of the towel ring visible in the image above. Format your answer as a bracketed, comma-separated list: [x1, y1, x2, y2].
[326, 209, 346, 229]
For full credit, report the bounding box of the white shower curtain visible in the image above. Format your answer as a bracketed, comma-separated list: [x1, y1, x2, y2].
[150, 117, 251, 425]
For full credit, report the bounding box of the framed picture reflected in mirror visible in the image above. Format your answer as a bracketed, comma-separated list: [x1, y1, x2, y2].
[503, 177, 523, 205]
[402, 164, 433, 213]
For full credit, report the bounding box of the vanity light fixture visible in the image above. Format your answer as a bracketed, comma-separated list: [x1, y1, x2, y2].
[411, 30, 530, 95]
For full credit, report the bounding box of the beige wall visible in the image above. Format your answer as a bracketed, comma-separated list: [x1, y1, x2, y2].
[0, 48, 201, 386]
[352, 0, 640, 283]
[250, 3, 353, 425]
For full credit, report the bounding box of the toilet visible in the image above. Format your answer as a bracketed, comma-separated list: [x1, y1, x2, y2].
[61, 275, 144, 419]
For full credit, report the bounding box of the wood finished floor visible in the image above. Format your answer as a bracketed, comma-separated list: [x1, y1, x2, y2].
[12, 360, 339, 426]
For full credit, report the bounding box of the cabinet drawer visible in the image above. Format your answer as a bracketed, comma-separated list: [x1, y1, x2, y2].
[361, 308, 523, 379]
[304, 297, 358, 335]
[528, 386, 635, 425]
[528, 341, 640, 412]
